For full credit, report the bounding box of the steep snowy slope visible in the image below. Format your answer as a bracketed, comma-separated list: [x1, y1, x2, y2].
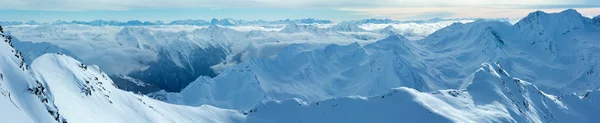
[30, 54, 244, 123]
[0, 27, 57, 123]
[0, 27, 245, 123]
[245, 63, 600, 123]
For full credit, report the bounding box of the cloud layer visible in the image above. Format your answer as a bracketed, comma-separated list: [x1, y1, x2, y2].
[1, 0, 599, 20]
[1, 0, 599, 11]
[342, 7, 600, 20]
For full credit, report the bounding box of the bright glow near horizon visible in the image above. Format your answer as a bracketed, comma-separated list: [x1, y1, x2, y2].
[0, 0, 598, 22]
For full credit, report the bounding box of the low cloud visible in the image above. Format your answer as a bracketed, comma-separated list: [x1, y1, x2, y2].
[340, 7, 600, 20]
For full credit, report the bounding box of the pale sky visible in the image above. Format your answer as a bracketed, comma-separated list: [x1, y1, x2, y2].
[0, 0, 599, 22]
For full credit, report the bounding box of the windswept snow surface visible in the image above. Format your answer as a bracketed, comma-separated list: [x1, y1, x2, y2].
[0, 31, 245, 123]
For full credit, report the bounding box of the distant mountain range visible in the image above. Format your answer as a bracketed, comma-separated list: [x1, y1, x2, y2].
[0, 17, 511, 26]
[0, 18, 333, 26]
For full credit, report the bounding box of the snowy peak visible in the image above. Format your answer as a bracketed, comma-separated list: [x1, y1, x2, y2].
[245, 30, 266, 37]
[198, 24, 237, 34]
[355, 18, 397, 24]
[515, 9, 591, 35]
[280, 22, 367, 34]
[194, 25, 240, 44]
[379, 34, 409, 43]
[210, 18, 237, 26]
[115, 26, 159, 49]
[279, 23, 302, 33]
[279, 23, 323, 34]
[518, 9, 585, 24]
[290, 18, 333, 24]
[424, 20, 509, 47]
[170, 19, 210, 25]
[210, 18, 220, 26]
[365, 34, 416, 57]
[328, 22, 365, 32]
[378, 25, 397, 36]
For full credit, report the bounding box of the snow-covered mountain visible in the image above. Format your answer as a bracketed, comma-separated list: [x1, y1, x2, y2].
[151, 9, 600, 113]
[327, 22, 366, 32]
[378, 25, 397, 36]
[210, 18, 237, 26]
[111, 26, 232, 93]
[3, 9, 600, 123]
[0, 29, 245, 122]
[409, 9, 600, 95]
[245, 63, 600, 123]
[0, 18, 334, 26]
[154, 8, 600, 121]
[279, 23, 327, 34]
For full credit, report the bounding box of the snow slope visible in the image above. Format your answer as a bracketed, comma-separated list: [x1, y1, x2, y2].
[245, 63, 600, 123]
[30, 54, 244, 123]
[0, 28, 54, 123]
[0, 28, 245, 123]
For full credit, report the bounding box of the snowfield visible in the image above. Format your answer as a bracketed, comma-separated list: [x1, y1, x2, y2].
[1, 9, 600, 123]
